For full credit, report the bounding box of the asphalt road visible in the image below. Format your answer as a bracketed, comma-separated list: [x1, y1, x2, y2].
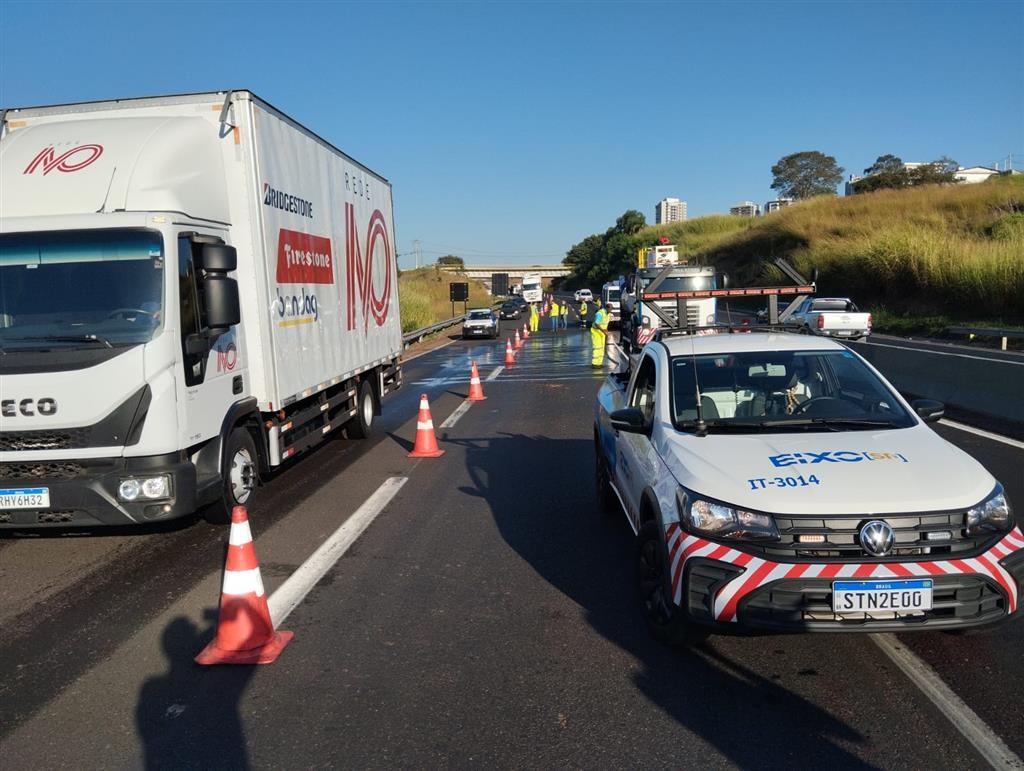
[1, 319, 1021, 770]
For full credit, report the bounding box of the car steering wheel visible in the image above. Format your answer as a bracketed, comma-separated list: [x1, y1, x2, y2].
[791, 396, 845, 415]
[107, 308, 157, 321]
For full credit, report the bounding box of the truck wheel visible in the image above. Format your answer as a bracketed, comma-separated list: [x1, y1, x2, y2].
[348, 380, 374, 439]
[636, 521, 705, 645]
[594, 435, 618, 516]
[207, 427, 258, 524]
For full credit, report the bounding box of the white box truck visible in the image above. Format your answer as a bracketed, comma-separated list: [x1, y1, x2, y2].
[0, 90, 403, 528]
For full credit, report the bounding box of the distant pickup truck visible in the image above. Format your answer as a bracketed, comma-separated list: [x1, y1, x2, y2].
[784, 297, 871, 340]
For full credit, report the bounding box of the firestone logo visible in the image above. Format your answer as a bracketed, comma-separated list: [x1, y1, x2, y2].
[276, 229, 334, 285]
[23, 144, 104, 175]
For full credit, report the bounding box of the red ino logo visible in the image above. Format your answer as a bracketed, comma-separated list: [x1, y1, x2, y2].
[346, 204, 392, 332]
[275, 229, 334, 285]
[24, 144, 104, 175]
[216, 342, 238, 372]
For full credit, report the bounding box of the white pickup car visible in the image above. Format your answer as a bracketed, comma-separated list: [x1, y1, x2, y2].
[594, 329, 1023, 641]
[784, 297, 871, 340]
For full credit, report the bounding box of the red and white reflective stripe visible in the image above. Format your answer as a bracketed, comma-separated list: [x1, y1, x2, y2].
[664, 525, 1023, 621]
[222, 567, 266, 597]
[637, 328, 656, 345]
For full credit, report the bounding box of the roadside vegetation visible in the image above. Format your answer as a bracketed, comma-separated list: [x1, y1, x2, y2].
[558, 174, 1024, 333]
[397, 265, 490, 333]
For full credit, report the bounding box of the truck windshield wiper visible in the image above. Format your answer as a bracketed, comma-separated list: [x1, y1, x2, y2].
[6, 334, 114, 349]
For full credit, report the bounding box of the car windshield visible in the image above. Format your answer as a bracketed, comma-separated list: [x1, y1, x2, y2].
[669, 349, 915, 432]
[0, 229, 165, 350]
[467, 310, 493, 321]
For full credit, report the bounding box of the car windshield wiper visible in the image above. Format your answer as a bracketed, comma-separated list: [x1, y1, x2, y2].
[5, 334, 114, 349]
[675, 418, 903, 433]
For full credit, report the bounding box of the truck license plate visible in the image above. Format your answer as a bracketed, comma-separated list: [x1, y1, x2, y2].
[0, 487, 50, 510]
[832, 579, 932, 614]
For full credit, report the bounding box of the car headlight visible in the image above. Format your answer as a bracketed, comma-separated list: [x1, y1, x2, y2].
[966, 484, 1011, 535]
[677, 490, 780, 541]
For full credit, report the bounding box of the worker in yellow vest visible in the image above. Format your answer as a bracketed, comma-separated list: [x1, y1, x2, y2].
[529, 302, 540, 332]
[591, 303, 610, 366]
[550, 300, 560, 331]
[578, 299, 589, 329]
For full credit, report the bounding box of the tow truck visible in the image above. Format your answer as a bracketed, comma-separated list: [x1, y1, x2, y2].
[594, 273, 1023, 642]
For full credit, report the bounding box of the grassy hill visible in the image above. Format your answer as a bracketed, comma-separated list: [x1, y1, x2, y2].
[651, 175, 1024, 331]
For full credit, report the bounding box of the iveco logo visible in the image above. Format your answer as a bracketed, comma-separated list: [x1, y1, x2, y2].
[859, 520, 895, 557]
[1, 398, 58, 417]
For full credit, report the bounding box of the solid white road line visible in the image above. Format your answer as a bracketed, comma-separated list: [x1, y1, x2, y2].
[862, 340, 1024, 366]
[940, 419, 1024, 451]
[268, 476, 408, 627]
[871, 634, 1023, 770]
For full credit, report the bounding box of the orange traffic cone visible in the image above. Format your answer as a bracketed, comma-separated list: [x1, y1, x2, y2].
[514, 329, 522, 350]
[408, 393, 445, 458]
[504, 338, 516, 366]
[467, 361, 486, 401]
[522, 322, 529, 340]
[196, 506, 293, 665]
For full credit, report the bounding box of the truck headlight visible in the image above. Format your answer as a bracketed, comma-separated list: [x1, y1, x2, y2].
[677, 490, 780, 541]
[118, 474, 172, 502]
[966, 485, 1011, 535]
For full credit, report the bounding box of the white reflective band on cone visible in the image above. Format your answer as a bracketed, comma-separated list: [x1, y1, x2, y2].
[228, 520, 254, 546]
[222, 567, 266, 597]
[417, 420, 433, 430]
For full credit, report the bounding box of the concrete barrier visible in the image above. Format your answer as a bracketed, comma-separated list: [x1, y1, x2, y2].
[856, 338, 1024, 424]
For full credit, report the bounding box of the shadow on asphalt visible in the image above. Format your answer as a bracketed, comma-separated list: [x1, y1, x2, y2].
[445, 430, 874, 769]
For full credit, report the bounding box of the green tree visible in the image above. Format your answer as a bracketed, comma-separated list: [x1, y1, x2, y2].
[853, 154, 910, 193]
[436, 255, 464, 268]
[613, 209, 646, 235]
[771, 151, 845, 200]
[910, 158, 960, 187]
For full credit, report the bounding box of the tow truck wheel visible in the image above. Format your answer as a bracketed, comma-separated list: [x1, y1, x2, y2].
[347, 380, 375, 439]
[636, 521, 706, 645]
[206, 427, 258, 524]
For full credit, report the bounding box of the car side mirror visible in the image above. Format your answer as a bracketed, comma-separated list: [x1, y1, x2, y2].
[610, 407, 651, 435]
[911, 399, 945, 423]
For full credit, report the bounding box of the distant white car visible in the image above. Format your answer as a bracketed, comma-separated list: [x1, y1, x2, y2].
[574, 289, 593, 302]
[462, 308, 499, 339]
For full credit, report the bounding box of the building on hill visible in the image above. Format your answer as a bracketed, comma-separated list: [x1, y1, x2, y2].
[730, 201, 760, 217]
[764, 198, 795, 214]
[655, 197, 688, 224]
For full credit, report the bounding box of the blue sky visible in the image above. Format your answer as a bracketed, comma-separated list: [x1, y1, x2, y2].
[2, 1, 1021, 268]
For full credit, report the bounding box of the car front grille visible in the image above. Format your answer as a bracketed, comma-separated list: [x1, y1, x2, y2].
[758, 510, 989, 559]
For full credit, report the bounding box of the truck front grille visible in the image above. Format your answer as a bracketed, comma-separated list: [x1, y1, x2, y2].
[0, 462, 84, 480]
[0, 429, 90, 451]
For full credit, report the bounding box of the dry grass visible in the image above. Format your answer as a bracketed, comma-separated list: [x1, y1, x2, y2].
[397, 266, 493, 332]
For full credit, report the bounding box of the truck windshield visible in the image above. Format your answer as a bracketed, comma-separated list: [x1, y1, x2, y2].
[641, 274, 715, 293]
[0, 229, 164, 349]
[669, 349, 915, 431]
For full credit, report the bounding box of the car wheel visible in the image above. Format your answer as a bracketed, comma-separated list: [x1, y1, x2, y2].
[206, 427, 258, 524]
[636, 521, 706, 645]
[347, 380, 375, 439]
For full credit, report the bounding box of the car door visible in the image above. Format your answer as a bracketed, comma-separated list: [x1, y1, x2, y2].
[614, 353, 659, 531]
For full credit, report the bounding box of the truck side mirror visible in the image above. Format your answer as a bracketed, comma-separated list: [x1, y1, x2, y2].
[204, 274, 241, 334]
[197, 243, 237, 272]
[717, 273, 729, 289]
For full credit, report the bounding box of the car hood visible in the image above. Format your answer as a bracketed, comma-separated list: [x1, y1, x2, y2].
[658, 423, 996, 515]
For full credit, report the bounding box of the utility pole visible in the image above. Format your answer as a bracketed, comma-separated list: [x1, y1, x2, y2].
[413, 240, 422, 269]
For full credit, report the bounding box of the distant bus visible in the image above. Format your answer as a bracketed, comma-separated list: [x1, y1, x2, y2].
[521, 273, 543, 303]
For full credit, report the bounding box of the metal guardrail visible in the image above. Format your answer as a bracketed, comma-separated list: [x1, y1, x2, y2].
[946, 326, 1024, 351]
[401, 315, 464, 347]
